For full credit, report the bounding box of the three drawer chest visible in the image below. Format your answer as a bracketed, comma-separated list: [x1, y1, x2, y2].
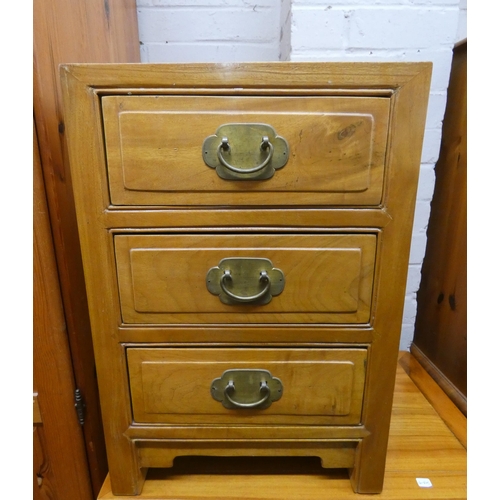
[61, 62, 431, 495]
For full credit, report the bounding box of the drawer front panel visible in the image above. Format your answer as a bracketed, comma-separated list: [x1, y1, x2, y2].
[102, 95, 390, 206]
[114, 233, 377, 324]
[127, 348, 367, 425]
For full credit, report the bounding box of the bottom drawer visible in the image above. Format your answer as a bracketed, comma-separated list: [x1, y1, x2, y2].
[127, 347, 367, 426]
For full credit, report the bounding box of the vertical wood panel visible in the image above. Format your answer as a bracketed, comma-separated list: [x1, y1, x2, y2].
[413, 42, 467, 414]
[33, 0, 140, 494]
[33, 125, 93, 500]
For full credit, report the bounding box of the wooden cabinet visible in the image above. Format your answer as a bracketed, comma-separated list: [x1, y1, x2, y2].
[61, 62, 431, 495]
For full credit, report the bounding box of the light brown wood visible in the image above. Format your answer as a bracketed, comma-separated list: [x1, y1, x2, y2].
[400, 350, 466, 448]
[104, 207, 392, 229]
[115, 233, 376, 324]
[137, 441, 358, 470]
[33, 1, 141, 494]
[33, 125, 93, 500]
[61, 62, 431, 495]
[102, 95, 389, 206]
[127, 348, 366, 425]
[410, 343, 467, 419]
[97, 356, 466, 499]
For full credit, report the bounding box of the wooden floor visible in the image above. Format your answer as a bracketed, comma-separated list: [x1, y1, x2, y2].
[98, 352, 466, 500]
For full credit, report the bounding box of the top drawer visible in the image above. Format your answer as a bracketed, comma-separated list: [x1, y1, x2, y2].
[102, 95, 390, 206]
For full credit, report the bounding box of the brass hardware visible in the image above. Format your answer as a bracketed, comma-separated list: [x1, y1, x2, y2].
[211, 369, 283, 409]
[202, 123, 289, 180]
[206, 257, 285, 305]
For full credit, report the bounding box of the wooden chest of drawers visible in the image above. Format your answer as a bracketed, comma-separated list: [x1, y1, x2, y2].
[61, 62, 431, 495]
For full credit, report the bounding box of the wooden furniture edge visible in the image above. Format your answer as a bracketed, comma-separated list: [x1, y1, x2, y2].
[399, 349, 466, 449]
[59, 61, 432, 90]
[409, 344, 467, 416]
[61, 62, 433, 496]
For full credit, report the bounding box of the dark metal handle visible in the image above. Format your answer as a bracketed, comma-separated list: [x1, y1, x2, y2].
[219, 269, 271, 303]
[217, 135, 274, 174]
[224, 379, 271, 409]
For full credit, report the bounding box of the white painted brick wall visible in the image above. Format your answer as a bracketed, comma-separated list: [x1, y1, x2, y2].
[457, 0, 467, 42]
[137, 0, 466, 350]
[290, 0, 462, 350]
[137, 1, 284, 62]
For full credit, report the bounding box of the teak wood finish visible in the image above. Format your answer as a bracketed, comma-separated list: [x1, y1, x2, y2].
[97, 353, 467, 500]
[61, 62, 431, 496]
[115, 233, 377, 324]
[102, 95, 390, 205]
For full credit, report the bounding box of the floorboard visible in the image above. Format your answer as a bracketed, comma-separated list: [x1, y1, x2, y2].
[98, 352, 467, 499]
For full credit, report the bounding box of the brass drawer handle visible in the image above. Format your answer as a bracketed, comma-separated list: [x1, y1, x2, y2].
[219, 269, 271, 303]
[224, 379, 271, 408]
[206, 257, 285, 305]
[217, 135, 274, 175]
[211, 369, 283, 410]
[202, 123, 289, 180]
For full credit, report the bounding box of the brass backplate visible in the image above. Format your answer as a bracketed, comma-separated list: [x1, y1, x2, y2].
[206, 257, 285, 305]
[211, 369, 283, 410]
[202, 123, 289, 180]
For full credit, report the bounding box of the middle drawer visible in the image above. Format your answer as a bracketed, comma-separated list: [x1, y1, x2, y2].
[114, 233, 377, 325]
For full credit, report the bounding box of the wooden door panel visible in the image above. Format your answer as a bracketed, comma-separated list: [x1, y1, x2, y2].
[33, 125, 93, 500]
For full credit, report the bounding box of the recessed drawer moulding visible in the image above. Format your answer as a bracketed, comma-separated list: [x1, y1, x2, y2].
[102, 95, 390, 206]
[61, 61, 431, 495]
[127, 347, 368, 425]
[114, 233, 377, 324]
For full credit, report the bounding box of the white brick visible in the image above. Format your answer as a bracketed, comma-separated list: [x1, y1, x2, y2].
[412, 199, 432, 234]
[426, 92, 448, 129]
[138, 0, 277, 7]
[405, 264, 423, 295]
[280, 0, 292, 60]
[409, 232, 428, 264]
[291, 7, 346, 50]
[293, 1, 459, 5]
[421, 128, 443, 164]
[144, 42, 279, 63]
[348, 7, 459, 49]
[139, 43, 149, 62]
[400, 324, 415, 350]
[138, 7, 279, 44]
[416, 163, 436, 201]
[290, 48, 454, 91]
[402, 294, 417, 325]
[456, 7, 467, 42]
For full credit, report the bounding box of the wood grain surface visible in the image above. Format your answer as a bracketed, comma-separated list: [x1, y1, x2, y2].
[97, 354, 466, 499]
[33, 126, 93, 500]
[413, 42, 467, 414]
[102, 95, 390, 206]
[61, 62, 431, 495]
[115, 233, 377, 324]
[127, 348, 366, 426]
